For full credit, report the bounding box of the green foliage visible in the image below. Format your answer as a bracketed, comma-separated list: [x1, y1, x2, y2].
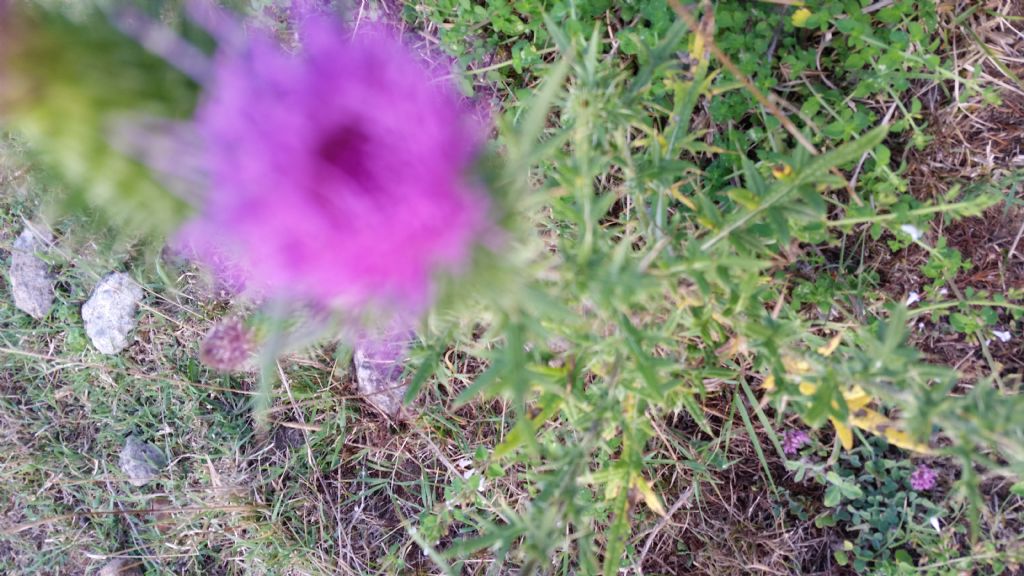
[1, 3, 198, 240]
[794, 438, 948, 572]
[405, 0, 1024, 572]
[2, 0, 1023, 574]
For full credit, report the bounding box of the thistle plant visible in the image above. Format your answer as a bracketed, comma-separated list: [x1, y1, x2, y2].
[1, 1, 1022, 574]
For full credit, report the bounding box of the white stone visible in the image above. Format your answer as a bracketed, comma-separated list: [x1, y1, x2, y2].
[9, 226, 54, 319]
[353, 331, 414, 418]
[82, 272, 144, 354]
[118, 435, 166, 487]
[99, 558, 142, 576]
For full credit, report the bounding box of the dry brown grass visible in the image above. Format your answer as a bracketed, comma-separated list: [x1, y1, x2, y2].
[911, 0, 1023, 184]
[866, 0, 1024, 379]
[629, 399, 849, 576]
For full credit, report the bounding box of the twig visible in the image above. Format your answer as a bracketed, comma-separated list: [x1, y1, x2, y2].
[861, 0, 895, 14]
[1008, 217, 1024, 262]
[277, 361, 318, 472]
[635, 485, 695, 571]
[849, 99, 899, 190]
[763, 5, 789, 64]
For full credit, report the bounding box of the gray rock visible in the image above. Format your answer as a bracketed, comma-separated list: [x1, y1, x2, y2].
[119, 435, 166, 487]
[98, 558, 142, 576]
[82, 272, 144, 354]
[9, 226, 54, 319]
[353, 331, 415, 419]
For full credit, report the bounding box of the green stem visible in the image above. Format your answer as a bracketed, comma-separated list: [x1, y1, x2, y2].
[909, 299, 1024, 318]
[828, 201, 981, 227]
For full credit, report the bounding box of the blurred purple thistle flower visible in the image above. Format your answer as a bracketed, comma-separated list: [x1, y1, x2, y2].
[177, 14, 490, 313]
[782, 429, 810, 455]
[910, 464, 938, 491]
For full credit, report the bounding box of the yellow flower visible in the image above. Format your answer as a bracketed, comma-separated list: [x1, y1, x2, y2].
[849, 408, 933, 454]
[792, 8, 813, 28]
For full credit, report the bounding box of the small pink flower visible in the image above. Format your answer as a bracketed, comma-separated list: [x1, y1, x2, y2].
[910, 464, 938, 491]
[783, 429, 810, 455]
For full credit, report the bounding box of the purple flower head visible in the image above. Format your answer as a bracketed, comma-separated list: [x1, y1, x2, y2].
[782, 429, 810, 455]
[199, 317, 253, 372]
[910, 464, 938, 491]
[179, 15, 490, 313]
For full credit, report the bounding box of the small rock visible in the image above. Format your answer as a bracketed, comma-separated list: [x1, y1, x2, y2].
[353, 331, 415, 419]
[9, 226, 55, 319]
[99, 558, 142, 576]
[118, 435, 166, 487]
[82, 272, 144, 354]
[272, 425, 305, 451]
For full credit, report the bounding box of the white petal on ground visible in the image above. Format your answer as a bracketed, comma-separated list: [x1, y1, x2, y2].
[900, 224, 924, 241]
[906, 291, 921, 306]
[993, 330, 1012, 343]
